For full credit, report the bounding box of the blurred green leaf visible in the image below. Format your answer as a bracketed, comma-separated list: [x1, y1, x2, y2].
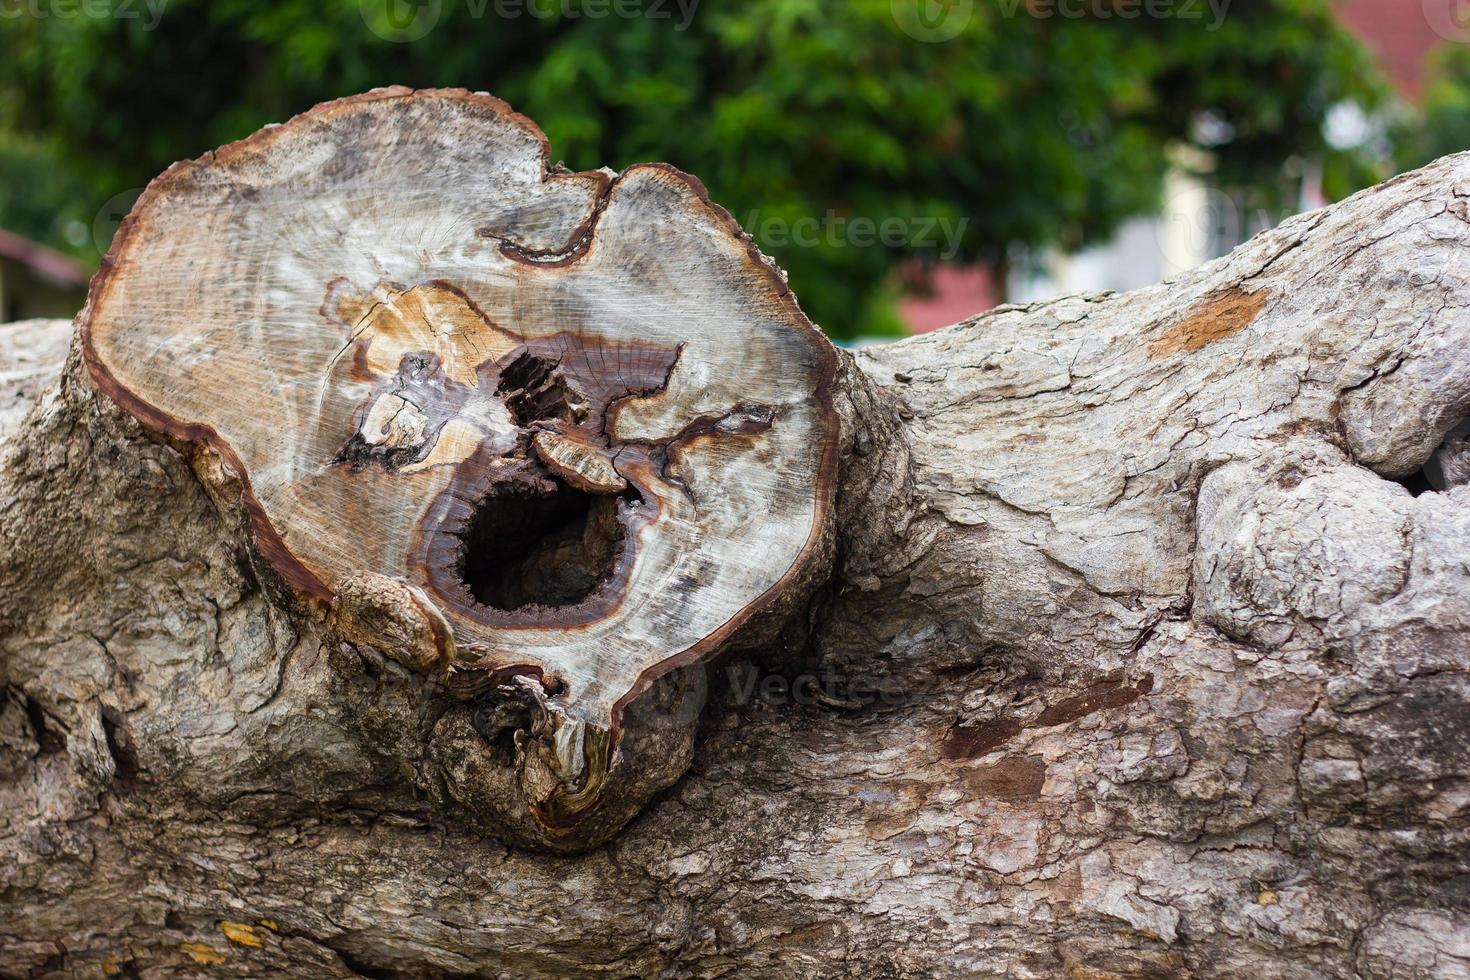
[0, 0, 1393, 337]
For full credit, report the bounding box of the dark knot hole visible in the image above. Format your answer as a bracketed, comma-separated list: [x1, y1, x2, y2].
[458, 479, 628, 611]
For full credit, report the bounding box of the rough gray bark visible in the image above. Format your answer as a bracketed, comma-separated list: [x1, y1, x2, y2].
[0, 319, 71, 440]
[2, 105, 1469, 977]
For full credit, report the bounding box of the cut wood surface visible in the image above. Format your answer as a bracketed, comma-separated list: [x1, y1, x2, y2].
[78, 89, 838, 837]
[2, 90, 1469, 977]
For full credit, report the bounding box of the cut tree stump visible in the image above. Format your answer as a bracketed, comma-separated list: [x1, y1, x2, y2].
[2, 89, 1469, 977]
[80, 88, 839, 843]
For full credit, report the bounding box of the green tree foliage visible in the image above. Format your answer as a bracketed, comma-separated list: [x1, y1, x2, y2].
[1397, 42, 1470, 175]
[0, 0, 1386, 336]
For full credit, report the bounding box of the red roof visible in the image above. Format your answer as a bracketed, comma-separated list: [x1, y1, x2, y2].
[0, 229, 89, 287]
[1337, 0, 1446, 100]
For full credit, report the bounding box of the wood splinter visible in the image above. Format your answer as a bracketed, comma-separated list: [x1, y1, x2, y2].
[79, 87, 839, 845]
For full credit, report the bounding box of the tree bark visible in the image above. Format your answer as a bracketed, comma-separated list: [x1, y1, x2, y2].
[3, 103, 1470, 977]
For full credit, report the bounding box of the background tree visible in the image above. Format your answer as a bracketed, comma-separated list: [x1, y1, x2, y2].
[1396, 42, 1470, 175]
[0, 0, 1387, 337]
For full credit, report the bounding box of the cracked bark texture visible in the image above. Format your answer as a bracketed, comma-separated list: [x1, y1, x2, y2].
[2, 145, 1469, 978]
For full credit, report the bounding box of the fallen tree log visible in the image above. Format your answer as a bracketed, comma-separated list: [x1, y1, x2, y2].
[1, 88, 1467, 978]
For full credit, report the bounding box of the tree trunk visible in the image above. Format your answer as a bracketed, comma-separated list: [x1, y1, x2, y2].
[3, 92, 1469, 979]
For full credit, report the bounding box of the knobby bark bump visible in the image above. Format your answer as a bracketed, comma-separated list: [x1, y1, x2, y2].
[1, 89, 1468, 977]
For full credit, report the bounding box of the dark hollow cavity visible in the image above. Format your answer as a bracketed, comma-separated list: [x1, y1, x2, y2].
[458, 479, 627, 611]
[1395, 418, 1470, 497]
